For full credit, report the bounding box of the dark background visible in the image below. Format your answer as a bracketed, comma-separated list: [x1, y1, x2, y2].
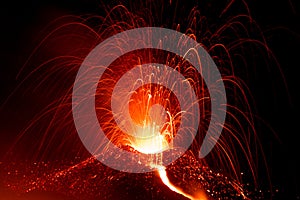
[0, 0, 299, 199]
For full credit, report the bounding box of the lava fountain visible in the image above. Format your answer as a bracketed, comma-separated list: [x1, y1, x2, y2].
[0, 0, 274, 199]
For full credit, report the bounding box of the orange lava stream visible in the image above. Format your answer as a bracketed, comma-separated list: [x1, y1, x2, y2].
[152, 165, 207, 200]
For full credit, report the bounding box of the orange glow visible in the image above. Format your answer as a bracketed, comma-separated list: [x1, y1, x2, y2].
[127, 85, 175, 154]
[129, 129, 170, 154]
[153, 165, 207, 200]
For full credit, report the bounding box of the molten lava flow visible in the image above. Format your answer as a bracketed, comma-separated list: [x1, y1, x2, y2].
[127, 103, 191, 198]
[157, 165, 195, 199]
[152, 165, 207, 200]
[129, 128, 207, 200]
[123, 75, 206, 199]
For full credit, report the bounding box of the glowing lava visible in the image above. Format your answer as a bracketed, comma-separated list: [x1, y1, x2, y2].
[129, 130, 170, 154]
[127, 103, 205, 199]
[150, 164, 207, 200]
[128, 102, 173, 154]
[125, 84, 198, 197]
